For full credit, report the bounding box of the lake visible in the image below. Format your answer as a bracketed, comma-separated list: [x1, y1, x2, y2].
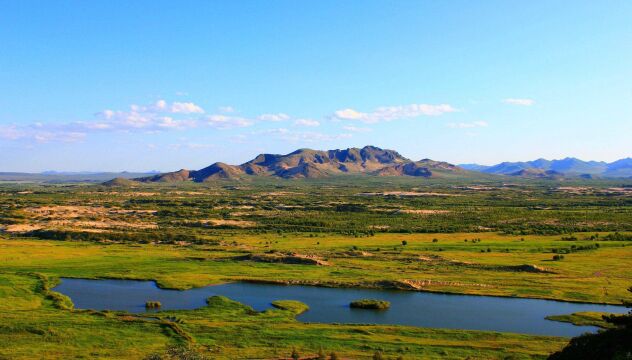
[53, 278, 627, 337]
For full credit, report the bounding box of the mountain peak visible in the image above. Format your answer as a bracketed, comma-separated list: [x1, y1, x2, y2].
[132, 146, 465, 182]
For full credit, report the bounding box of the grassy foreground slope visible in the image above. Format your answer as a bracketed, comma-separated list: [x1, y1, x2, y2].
[0, 272, 567, 359]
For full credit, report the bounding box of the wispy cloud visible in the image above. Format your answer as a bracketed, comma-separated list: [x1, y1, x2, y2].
[0, 125, 23, 140]
[86, 100, 204, 131]
[1, 99, 460, 145]
[503, 98, 535, 106]
[0, 124, 86, 143]
[169, 101, 205, 114]
[205, 114, 254, 129]
[447, 121, 488, 129]
[294, 118, 320, 127]
[126, 99, 205, 114]
[258, 113, 291, 122]
[255, 128, 352, 143]
[168, 142, 216, 150]
[0, 99, 205, 143]
[218, 106, 236, 113]
[342, 125, 372, 133]
[332, 103, 458, 123]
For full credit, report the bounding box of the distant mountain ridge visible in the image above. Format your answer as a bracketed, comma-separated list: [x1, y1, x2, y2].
[460, 157, 632, 178]
[134, 146, 472, 182]
[0, 171, 158, 183]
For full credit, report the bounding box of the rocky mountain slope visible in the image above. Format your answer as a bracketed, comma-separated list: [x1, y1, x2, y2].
[134, 146, 470, 182]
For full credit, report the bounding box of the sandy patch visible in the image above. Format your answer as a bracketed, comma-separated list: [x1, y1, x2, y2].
[215, 205, 255, 210]
[167, 191, 208, 195]
[357, 191, 462, 197]
[26, 206, 109, 218]
[3, 224, 42, 233]
[26, 205, 157, 218]
[259, 191, 301, 197]
[49, 220, 158, 230]
[398, 209, 450, 215]
[369, 225, 390, 230]
[202, 219, 256, 228]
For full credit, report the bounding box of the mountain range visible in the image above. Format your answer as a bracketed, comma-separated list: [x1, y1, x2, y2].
[4, 148, 630, 184]
[125, 147, 632, 183]
[460, 157, 632, 178]
[133, 146, 471, 182]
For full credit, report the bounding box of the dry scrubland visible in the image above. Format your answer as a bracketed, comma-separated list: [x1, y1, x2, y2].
[0, 177, 631, 359]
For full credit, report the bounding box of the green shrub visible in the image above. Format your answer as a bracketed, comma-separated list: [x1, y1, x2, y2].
[350, 299, 390, 310]
[145, 301, 162, 309]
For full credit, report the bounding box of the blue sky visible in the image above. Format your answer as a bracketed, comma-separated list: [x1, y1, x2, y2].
[1, 1, 631, 172]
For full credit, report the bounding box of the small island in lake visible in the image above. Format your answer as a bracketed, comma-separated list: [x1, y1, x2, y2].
[145, 301, 162, 309]
[350, 299, 391, 310]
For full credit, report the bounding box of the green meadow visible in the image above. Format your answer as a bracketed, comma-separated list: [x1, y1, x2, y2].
[0, 179, 631, 358]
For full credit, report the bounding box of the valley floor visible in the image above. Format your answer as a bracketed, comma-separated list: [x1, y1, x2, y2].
[1, 232, 630, 359]
[0, 270, 566, 360]
[1, 180, 630, 358]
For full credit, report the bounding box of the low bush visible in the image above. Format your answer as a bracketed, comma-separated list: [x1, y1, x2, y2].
[350, 299, 390, 310]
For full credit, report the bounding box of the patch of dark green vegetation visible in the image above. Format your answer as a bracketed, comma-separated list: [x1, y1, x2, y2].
[549, 287, 632, 360]
[145, 301, 162, 309]
[349, 299, 391, 310]
[271, 300, 310, 315]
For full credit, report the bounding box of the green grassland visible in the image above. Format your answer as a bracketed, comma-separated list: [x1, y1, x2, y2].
[0, 178, 631, 358]
[545, 312, 615, 329]
[0, 272, 567, 359]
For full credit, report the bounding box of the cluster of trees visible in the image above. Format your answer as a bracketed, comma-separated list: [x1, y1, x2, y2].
[551, 243, 600, 254]
[602, 232, 632, 241]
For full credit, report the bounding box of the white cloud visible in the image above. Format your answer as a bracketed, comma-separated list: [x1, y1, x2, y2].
[503, 98, 535, 106]
[184, 143, 216, 149]
[294, 118, 320, 127]
[342, 125, 372, 133]
[0, 124, 86, 143]
[333, 108, 365, 120]
[0, 100, 206, 143]
[258, 113, 290, 122]
[256, 128, 352, 143]
[256, 128, 290, 135]
[332, 103, 458, 123]
[170, 102, 204, 114]
[33, 131, 86, 143]
[230, 134, 248, 143]
[90, 100, 204, 131]
[205, 115, 254, 129]
[218, 106, 236, 113]
[290, 132, 352, 142]
[447, 121, 489, 129]
[0, 125, 23, 140]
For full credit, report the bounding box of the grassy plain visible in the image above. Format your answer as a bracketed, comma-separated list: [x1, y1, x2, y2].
[0, 272, 568, 359]
[0, 178, 631, 358]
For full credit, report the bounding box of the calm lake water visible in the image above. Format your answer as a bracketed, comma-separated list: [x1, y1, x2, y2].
[53, 278, 627, 337]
